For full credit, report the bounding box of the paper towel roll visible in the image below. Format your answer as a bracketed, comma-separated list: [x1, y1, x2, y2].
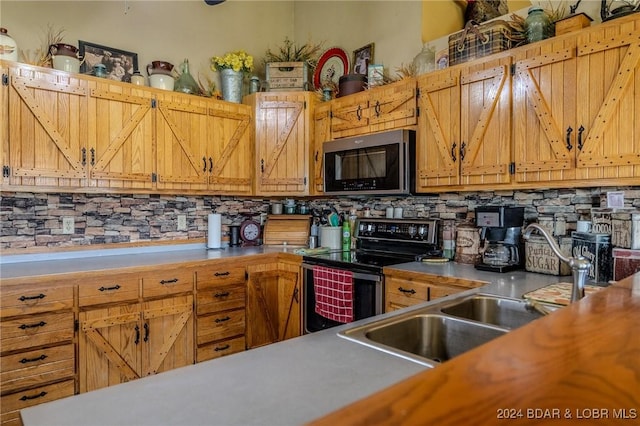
[207, 214, 222, 249]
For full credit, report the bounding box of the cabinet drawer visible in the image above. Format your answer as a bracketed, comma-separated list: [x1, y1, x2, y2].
[197, 309, 245, 346]
[429, 285, 468, 301]
[142, 269, 193, 298]
[196, 266, 245, 289]
[0, 285, 73, 318]
[386, 279, 430, 300]
[0, 312, 74, 354]
[1, 344, 75, 394]
[1, 379, 75, 420]
[78, 274, 139, 307]
[196, 336, 245, 363]
[385, 292, 428, 311]
[196, 283, 246, 315]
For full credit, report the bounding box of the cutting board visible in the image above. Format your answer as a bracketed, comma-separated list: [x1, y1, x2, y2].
[523, 282, 604, 306]
[263, 215, 311, 246]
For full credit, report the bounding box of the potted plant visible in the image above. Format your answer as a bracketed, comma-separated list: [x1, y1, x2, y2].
[263, 37, 323, 91]
[211, 50, 254, 103]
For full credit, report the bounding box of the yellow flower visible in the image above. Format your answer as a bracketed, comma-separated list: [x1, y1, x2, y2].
[211, 50, 254, 73]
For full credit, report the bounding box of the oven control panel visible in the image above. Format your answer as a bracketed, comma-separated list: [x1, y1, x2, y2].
[356, 218, 438, 245]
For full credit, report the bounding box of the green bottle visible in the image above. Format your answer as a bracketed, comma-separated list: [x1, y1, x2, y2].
[342, 216, 351, 252]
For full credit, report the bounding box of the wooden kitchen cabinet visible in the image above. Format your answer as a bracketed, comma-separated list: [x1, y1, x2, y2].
[2, 62, 88, 189]
[416, 56, 512, 192]
[246, 92, 312, 196]
[311, 101, 331, 195]
[384, 269, 485, 312]
[246, 257, 301, 348]
[77, 270, 194, 393]
[512, 14, 640, 185]
[330, 78, 417, 139]
[0, 278, 75, 426]
[194, 262, 247, 362]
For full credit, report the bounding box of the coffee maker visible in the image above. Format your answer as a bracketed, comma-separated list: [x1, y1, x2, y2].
[475, 206, 525, 272]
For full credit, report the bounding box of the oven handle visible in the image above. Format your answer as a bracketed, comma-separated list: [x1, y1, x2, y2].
[301, 263, 382, 282]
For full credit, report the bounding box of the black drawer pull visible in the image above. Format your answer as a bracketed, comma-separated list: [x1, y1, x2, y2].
[134, 324, 140, 345]
[143, 323, 149, 342]
[214, 344, 230, 352]
[214, 316, 231, 323]
[160, 278, 179, 285]
[99, 284, 121, 292]
[20, 391, 47, 401]
[20, 354, 48, 364]
[214, 291, 230, 298]
[19, 321, 46, 330]
[19, 293, 46, 302]
[214, 271, 230, 277]
[398, 287, 416, 295]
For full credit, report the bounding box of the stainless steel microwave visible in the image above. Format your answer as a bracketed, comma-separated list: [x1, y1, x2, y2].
[323, 129, 416, 195]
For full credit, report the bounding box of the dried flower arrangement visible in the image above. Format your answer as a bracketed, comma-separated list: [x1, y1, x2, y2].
[264, 37, 323, 69]
[19, 24, 65, 67]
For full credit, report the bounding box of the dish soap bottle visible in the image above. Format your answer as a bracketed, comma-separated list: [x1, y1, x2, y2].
[342, 215, 351, 252]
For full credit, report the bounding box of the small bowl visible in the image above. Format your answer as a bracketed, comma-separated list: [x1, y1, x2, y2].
[149, 74, 175, 91]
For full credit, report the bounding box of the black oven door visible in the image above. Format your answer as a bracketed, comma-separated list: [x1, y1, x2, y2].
[302, 263, 383, 333]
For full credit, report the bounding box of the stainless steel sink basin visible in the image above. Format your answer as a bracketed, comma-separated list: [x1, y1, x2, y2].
[440, 294, 548, 329]
[339, 312, 508, 366]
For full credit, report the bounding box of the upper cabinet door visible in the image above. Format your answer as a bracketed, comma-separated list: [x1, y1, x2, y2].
[330, 91, 370, 139]
[575, 22, 640, 182]
[87, 80, 155, 190]
[368, 78, 417, 132]
[512, 38, 578, 183]
[155, 93, 209, 191]
[312, 101, 331, 195]
[458, 57, 512, 187]
[251, 92, 311, 196]
[6, 64, 88, 187]
[416, 68, 461, 189]
[207, 101, 253, 195]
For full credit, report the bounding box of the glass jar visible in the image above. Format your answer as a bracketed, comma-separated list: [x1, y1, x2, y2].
[412, 43, 435, 75]
[525, 6, 553, 43]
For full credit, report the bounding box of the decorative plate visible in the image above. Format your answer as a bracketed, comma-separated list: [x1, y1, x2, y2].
[313, 47, 349, 90]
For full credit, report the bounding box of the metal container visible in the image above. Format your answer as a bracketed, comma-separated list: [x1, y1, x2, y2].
[571, 232, 612, 283]
[525, 235, 572, 276]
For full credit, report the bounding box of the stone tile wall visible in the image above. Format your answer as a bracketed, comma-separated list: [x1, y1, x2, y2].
[1, 187, 639, 250]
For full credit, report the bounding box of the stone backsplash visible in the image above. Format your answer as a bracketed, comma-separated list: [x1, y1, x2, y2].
[1, 187, 639, 251]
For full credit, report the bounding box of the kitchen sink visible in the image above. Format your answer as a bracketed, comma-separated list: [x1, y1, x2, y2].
[339, 312, 508, 366]
[439, 294, 550, 329]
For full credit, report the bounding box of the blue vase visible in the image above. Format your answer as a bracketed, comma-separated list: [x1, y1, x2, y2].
[220, 68, 243, 103]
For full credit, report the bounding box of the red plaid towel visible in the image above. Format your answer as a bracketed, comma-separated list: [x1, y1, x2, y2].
[313, 265, 354, 323]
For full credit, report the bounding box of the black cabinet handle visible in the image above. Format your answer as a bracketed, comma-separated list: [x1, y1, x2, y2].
[214, 344, 230, 352]
[19, 321, 46, 330]
[82, 148, 87, 166]
[202, 157, 207, 172]
[261, 159, 264, 173]
[460, 142, 466, 161]
[98, 284, 121, 292]
[451, 142, 457, 163]
[20, 354, 48, 364]
[143, 323, 149, 342]
[20, 391, 47, 401]
[214, 271, 230, 277]
[566, 126, 573, 151]
[160, 278, 178, 285]
[214, 291, 230, 298]
[398, 287, 416, 295]
[356, 105, 362, 121]
[214, 316, 231, 323]
[90, 148, 95, 166]
[374, 101, 381, 117]
[134, 324, 140, 345]
[577, 125, 585, 151]
[18, 293, 46, 302]
[209, 157, 213, 173]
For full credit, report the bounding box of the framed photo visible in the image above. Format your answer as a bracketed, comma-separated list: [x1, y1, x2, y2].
[367, 64, 384, 87]
[79, 40, 138, 83]
[352, 43, 374, 75]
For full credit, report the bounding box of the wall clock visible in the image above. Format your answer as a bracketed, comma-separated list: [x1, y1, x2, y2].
[240, 218, 261, 246]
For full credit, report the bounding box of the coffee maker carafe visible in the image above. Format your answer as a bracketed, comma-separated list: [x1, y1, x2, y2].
[475, 206, 525, 272]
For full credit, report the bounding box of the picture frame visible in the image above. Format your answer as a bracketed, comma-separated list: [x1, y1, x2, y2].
[352, 43, 374, 75]
[79, 40, 138, 83]
[367, 64, 384, 87]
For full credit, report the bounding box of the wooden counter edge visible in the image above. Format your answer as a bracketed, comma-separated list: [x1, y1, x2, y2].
[308, 272, 640, 426]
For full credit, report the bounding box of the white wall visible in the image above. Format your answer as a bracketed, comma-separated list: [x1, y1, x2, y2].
[0, 0, 423, 85]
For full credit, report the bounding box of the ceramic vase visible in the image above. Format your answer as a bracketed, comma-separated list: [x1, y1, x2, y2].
[220, 68, 243, 103]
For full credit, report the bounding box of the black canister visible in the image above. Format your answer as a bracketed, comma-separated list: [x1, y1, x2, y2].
[229, 225, 241, 247]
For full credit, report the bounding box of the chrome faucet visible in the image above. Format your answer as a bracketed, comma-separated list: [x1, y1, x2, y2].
[523, 223, 591, 303]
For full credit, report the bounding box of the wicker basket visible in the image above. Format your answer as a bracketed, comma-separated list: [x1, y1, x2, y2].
[448, 20, 515, 66]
